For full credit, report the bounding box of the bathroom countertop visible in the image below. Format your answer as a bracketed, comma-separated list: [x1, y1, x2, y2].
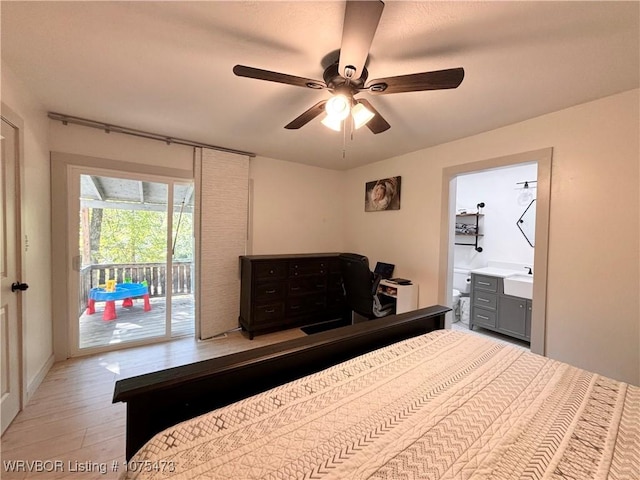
[470, 267, 524, 278]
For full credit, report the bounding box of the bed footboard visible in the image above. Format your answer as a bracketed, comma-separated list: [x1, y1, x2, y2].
[113, 305, 449, 460]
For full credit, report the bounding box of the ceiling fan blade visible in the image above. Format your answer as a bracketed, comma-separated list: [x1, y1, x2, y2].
[338, 1, 384, 81]
[284, 101, 328, 129]
[365, 67, 465, 95]
[233, 65, 326, 89]
[357, 99, 390, 134]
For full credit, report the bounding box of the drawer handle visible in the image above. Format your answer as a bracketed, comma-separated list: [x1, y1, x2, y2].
[477, 314, 490, 320]
[478, 281, 491, 286]
[478, 297, 490, 303]
[315, 302, 324, 306]
[291, 287, 300, 291]
[265, 289, 276, 294]
[316, 284, 324, 288]
[290, 305, 300, 310]
[265, 308, 275, 313]
[269, 269, 274, 275]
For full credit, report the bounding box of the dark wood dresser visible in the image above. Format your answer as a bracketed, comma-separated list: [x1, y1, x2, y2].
[239, 253, 345, 338]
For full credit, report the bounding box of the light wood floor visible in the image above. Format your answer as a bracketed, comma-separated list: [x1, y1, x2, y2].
[1, 327, 306, 479]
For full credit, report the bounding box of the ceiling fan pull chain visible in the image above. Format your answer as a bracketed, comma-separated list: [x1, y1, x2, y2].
[342, 123, 347, 159]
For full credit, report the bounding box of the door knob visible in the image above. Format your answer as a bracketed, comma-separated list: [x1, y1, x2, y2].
[11, 282, 29, 292]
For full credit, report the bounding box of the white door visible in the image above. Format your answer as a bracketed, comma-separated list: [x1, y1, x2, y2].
[1, 116, 23, 433]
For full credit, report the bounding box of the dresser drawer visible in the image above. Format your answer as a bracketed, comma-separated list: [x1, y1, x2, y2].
[287, 295, 326, 316]
[288, 277, 327, 296]
[253, 302, 285, 324]
[255, 262, 287, 280]
[472, 275, 498, 293]
[254, 281, 286, 302]
[326, 290, 345, 309]
[473, 291, 497, 310]
[472, 308, 496, 328]
[328, 272, 343, 291]
[289, 259, 328, 277]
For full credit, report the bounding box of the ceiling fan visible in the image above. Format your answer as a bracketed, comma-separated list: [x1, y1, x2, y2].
[233, 0, 464, 134]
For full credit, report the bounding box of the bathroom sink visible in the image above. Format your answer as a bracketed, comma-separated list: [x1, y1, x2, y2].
[503, 274, 533, 299]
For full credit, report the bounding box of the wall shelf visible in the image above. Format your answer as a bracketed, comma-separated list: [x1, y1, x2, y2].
[455, 202, 485, 252]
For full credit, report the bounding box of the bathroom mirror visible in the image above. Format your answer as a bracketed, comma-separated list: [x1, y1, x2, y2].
[516, 199, 536, 247]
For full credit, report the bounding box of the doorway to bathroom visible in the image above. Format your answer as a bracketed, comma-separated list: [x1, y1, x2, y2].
[451, 163, 537, 350]
[438, 148, 552, 356]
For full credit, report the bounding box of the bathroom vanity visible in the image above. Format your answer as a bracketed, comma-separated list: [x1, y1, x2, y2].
[470, 269, 531, 342]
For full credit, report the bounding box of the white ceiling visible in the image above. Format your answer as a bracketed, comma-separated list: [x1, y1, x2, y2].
[2, 1, 638, 170]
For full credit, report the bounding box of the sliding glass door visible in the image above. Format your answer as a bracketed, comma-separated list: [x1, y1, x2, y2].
[69, 167, 195, 355]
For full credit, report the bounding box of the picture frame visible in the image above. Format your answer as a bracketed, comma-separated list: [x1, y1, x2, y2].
[365, 176, 401, 212]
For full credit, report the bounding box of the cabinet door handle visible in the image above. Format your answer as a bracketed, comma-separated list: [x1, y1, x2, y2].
[316, 284, 324, 288]
[290, 305, 300, 310]
[477, 314, 489, 320]
[519, 304, 524, 308]
[291, 287, 300, 291]
[265, 289, 276, 294]
[478, 297, 490, 303]
[265, 309, 275, 313]
[478, 281, 491, 286]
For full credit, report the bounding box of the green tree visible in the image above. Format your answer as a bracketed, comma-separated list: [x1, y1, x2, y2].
[95, 208, 168, 263]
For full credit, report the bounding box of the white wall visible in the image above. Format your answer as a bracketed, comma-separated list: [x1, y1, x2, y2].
[344, 89, 640, 385]
[49, 121, 194, 171]
[454, 163, 538, 271]
[249, 156, 345, 255]
[1, 62, 53, 396]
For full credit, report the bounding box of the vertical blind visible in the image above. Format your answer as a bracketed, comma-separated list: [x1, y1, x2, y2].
[195, 148, 250, 339]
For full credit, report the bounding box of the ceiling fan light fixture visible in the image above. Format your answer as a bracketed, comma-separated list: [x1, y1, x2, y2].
[351, 102, 375, 129]
[325, 94, 350, 121]
[321, 114, 343, 132]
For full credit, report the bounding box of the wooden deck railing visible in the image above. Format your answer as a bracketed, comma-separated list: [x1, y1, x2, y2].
[79, 262, 193, 315]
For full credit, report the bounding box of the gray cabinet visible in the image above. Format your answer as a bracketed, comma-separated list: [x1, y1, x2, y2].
[470, 273, 531, 342]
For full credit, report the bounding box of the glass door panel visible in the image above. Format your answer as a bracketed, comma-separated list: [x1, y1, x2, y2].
[171, 182, 195, 337]
[77, 174, 169, 350]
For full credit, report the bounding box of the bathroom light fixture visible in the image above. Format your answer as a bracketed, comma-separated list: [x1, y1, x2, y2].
[516, 180, 537, 206]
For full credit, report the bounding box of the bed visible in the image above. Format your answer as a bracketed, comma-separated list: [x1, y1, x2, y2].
[115, 309, 638, 479]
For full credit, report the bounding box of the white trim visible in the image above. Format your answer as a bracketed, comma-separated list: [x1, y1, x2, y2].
[26, 354, 54, 402]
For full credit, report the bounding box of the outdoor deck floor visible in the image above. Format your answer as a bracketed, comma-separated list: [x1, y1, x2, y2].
[79, 294, 195, 349]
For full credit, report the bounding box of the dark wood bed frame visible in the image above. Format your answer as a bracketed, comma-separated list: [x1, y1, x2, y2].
[113, 305, 449, 460]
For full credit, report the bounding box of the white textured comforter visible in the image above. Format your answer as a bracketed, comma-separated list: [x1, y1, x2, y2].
[124, 330, 639, 479]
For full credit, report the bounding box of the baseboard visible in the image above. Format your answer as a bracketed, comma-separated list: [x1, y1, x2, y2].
[26, 353, 54, 404]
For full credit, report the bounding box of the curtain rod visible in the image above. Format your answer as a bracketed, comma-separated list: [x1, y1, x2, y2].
[48, 112, 256, 158]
